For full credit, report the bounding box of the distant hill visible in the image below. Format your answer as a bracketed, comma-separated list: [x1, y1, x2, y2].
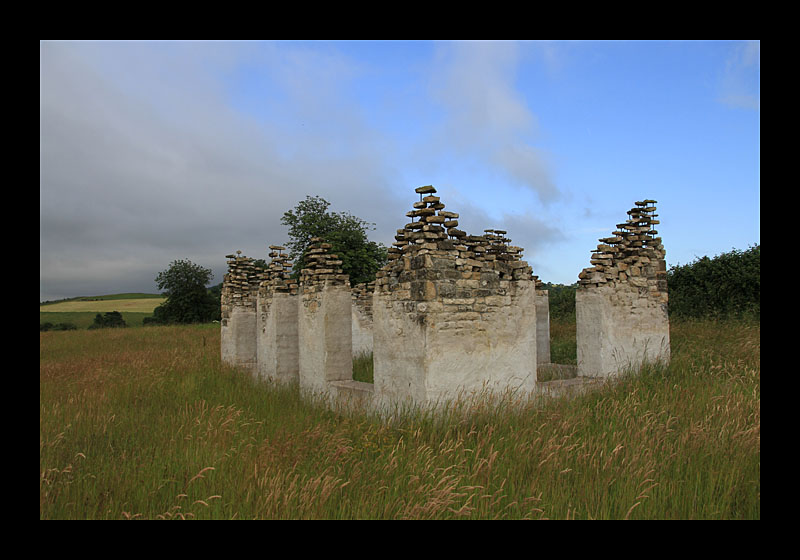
[40, 293, 166, 314]
[40, 293, 163, 306]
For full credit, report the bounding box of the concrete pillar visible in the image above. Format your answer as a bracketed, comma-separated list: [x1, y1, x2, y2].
[372, 188, 537, 410]
[297, 238, 353, 396]
[575, 199, 670, 378]
[373, 276, 537, 409]
[299, 282, 353, 395]
[220, 252, 262, 374]
[221, 306, 257, 372]
[576, 286, 670, 377]
[257, 289, 299, 384]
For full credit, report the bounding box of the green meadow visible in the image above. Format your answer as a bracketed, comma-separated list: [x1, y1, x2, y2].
[40, 316, 759, 519]
[40, 294, 166, 329]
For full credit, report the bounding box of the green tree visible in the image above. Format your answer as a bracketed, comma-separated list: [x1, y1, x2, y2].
[88, 311, 126, 329]
[544, 282, 577, 320]
[148, 259, 220, 324]
[281, 196, 388, 285]
[208, 282, 223, 302]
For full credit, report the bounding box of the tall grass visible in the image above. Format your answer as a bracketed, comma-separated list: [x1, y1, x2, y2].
[352, 351, 374, 384]
[40, 318, 759, 519]
[549, 318, 577, 365]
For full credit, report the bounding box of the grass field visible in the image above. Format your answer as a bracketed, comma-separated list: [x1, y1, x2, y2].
[40, 311, 158, 329]
[40, 317, 759, 519]
[40, 296, 166, 313]
[40, 293, 166, 329]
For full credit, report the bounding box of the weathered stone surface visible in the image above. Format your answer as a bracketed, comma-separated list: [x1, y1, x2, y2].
[299, 283, 353, 395]
[370, 184, 539, 409]
[222, 189, 668, 414]
[257, 291, 298, 384]
[576, 199, 670, 378]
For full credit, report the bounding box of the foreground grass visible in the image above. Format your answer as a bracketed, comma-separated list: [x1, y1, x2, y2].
[40, 318, 759, 519]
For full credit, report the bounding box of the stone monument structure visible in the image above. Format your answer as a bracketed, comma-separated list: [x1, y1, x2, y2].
[296, 238, 354, 396]
[372, 186, 537, 408]
[256, 246, 298, 384]
[220, 188, 670, 411]
[351, 282, 375, 357]
[220, 251, 262, 374]
[576, 200, 670, 377]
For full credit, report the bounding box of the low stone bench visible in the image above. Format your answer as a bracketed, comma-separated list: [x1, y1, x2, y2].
[329, 380, 375, 406]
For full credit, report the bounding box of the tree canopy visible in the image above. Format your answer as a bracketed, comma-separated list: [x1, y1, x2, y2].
[281, 196, 387, 285]
[88, 311, 127, 329]
[147, 259, 220, 324]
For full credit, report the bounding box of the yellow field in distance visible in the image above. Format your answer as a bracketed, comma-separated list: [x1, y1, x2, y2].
[40, 298, 166, 313]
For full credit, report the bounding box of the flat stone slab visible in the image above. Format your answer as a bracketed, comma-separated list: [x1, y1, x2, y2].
[415, 185, 437, 194]
[536, 375, 608, 399]
[329, 380, 375, 404]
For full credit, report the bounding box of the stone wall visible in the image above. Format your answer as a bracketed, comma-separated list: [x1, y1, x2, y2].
[257, 246, 299, 384]
[297, 238, 354, 396]
[373, 186, 538, 409]
[220, 251, 264, 373]
[351, 282, 375, 356]
[576, 200, 670, 377]
[219, 189, 670, 411]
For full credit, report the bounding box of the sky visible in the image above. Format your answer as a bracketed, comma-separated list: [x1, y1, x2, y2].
[40, 40, 760, 302]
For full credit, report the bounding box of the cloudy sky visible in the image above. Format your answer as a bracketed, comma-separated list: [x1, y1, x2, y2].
[40, 40, 760, 301]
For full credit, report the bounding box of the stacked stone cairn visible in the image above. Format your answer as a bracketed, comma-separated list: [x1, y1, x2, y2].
[255, 245, 300, 384]
[297, 237, 353, 394]
[351, 281, 376, 357]
[261, 245, 298, 295]
[577, 200, 667, 301]
[300, 237, 349, 294]
[376, 185, 533, 309]
[372, 185, 539, 408]
[352, 281, 376, 320]
[221, 250, 266, 324]
[576, 199, 670, 379]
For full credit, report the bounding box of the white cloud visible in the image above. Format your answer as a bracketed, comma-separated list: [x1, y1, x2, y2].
[39, 40, 572, 301]
[718, 40, 760, 110]
[427, 40, 559, 204]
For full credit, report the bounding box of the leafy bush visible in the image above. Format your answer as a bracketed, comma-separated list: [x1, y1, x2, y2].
[667, 244, 760, 319]
[544, 283, 576, 320]
[40, 321, 78, 331]
[539, 244, 760, 322]
[88, 311, 127, 329]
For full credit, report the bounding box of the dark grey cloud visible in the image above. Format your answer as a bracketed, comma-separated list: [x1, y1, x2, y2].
[40, 40, 571, 301]
[40, 41, 405, 301]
